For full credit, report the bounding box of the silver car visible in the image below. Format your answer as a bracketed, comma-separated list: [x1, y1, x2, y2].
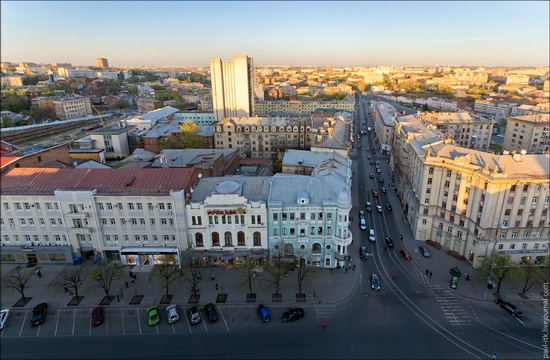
[188, 306, 202, 325]
[166, 304, 179, 324]
[419, 245, 431, 258]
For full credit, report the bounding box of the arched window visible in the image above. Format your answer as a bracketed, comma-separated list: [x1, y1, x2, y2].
[310, 227, 315, 235]
[237, 231, 245, 246]
[195, 233, 203, 247]
[224, 231, 232, 247]
[325, 258, 331, 266]
[318, 226, 323, 235]
[312, 243, 321, 254]
[327, 226, 332, 235]
[253, 232, 261, 246]
[284, 243, 294, 256]
[211, 232, 220, 246]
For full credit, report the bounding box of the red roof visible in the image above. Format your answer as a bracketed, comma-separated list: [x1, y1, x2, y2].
[1, 167, 195, 196]
[0, 157, 20, 167]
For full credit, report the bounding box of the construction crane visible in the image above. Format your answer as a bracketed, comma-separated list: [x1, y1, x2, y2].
[91, 104, 106, 127]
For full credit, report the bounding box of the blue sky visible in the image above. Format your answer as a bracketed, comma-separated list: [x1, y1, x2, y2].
[1, 1, 549, 67]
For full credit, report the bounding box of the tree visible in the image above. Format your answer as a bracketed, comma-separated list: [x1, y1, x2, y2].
[477, 250, 519, 294]
[296, 254, 315, 295]
[265, 252, 287, 295]
[238, 257, 257, 295]
[50, 266, 89, 299]
[272, 159, 282, 173]
[154, 256, 182, 296]
[113, 99, 130, 111]
[518, 258, 550, 295]
[88, 260, 123, 297]
[180, 253, 202, 296]
[2, 267, 34, 300]
[1, 115, 14, 128]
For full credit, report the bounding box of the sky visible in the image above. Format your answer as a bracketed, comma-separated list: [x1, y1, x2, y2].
[1, 1, 549, 67]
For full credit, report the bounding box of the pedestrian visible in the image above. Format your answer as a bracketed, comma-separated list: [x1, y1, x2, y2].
[322, 321, 327, 329]
[131, 277, 135, 283]
[215, 283, 219, 291]
[69, 290, 74, 297]
[64, 287, 69, 293]
[426, 269, 429, 276]
[211, 275, 215, 281]
[392, 273, 397, 281]
[352, 265, 356, 271]
[429, 271, 432, 278]
[125, 281, 129, 288]
[129, 271, 133, 278]
[384, 245, 387, 251]
[399, 234, 403, 241]
[117, 294, 120, 302]
[492, 354, 497, 360]
[133, 274, 137, 281]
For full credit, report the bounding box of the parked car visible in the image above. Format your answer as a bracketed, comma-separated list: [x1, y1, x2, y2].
[376, 205, 383, 213]
[0, 309, 10, 330]
[282, 308, 304, 322]
[384, 237, 394, 248]
[365, 202, 372, 212]
[371, 274, 381, 291]
[369, 229, 376, 242]
[166, 304, 179, 324]
[495, 299, 523, 317]
[91, 306, 104, 326]
[204, 303, 218, 323]
[31, 303, 48, 327]
[400, 249, 412, 260]
[385, 203, 392, 211]
[146, 306, 160, 326]
[187, 306, 202, 324]
[419, 245, 431, 258]
[360, 246, 368, 260]
[257, 304, 271, 323]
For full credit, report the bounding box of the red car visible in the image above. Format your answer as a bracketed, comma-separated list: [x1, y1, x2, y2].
[373, 191, 378, 197]
[91, 307, 104, 326]
[400, 249, 412, 260]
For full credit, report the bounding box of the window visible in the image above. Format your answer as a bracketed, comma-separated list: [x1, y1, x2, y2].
[427, 178, 432, 185]
[447, 226, 453, 233]
[212, 232, 220, 246]
[282, 213, 287, 221]
[130, 218, 137, 225]
[15, 203, 22, 210]
[128, 203, 134, 210]
[438, 223, 443, 229]
[137, 203, 143, 210]
[161, 219, 167, 225]
[422, 219, 427, 225]
[273, 228, 278, 236]
[2, 203, 9, 210]
[195, 233, 203, 247]
[290, 213, 295, 221]
[509, 243, 515, 249]
[150, 219, 156, 226]
[532, 197, 538, 204]
[282, 228, 287, 236]
[101, 219, 107, 225]
[426, 188, 431, 194]
[140, 218, 145, 225]
[273, 213, 278, 222]
[523, 184, 529, 192]
[327, 213, 332, 221]
[423, 208, 429, 214]
[98, 203, 104, 210]
[520, 197, 526, 205]
[253, 232, 261, 246]
[511, 233, 517, 239]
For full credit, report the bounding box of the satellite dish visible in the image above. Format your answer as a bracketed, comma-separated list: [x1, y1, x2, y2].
[520, 150, 527, 155]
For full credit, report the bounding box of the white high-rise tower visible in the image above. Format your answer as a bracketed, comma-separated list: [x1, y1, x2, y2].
[210, 55, 255, 121]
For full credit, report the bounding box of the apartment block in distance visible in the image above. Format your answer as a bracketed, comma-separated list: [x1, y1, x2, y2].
[210, 55, 255, 122]
[502, 114, 549, 154]
[96, 58, 109, 68]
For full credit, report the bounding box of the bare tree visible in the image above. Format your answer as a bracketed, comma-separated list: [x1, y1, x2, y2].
[88, 260, 123, 297]
[180, 253, 202, 296]
[518, 258, 550, 295]
[50, 266, 89, 299]
[238, 257, 257, 295]
[296, 251, 315, 295]
[3, 267, 34, 300]
[265, 253, 286, 295]
[154, 257, 182, 297]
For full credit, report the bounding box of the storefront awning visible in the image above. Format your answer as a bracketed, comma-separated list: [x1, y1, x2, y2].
[121, 247, 178, 254]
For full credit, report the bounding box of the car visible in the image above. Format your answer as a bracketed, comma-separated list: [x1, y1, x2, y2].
[367, 156, 371, 160]
[385, 203, 392, 211]
[204, 303, 218, 323]
[371, 274, 381, 291]
[373, 191, 378, 197]
[0, 309, 10, 330]
[146, 306, 160, 326]
[384, 237, 394, 248]
[495, 299, 523, 317]
[359, 218, 367, 231]
[372, 148, 376, 154]
[357, 144, 361, 149]
[376, 168, 381, 173]
[282, 307, 304, 322]
[359, 210, 365, 219]
[376, 205, 383, 213]
[369, 229, 376, 242]
[369, 173, 374, 179]
[31, 303, 48, 327]
[257, 304, 271, 323]
[91, 306, 104, 326]
[365, 202, 372, 212]
[360, 246, 368, 260]
[370, 160, 374, 165]
[166, 304, 179, 324]
[400, 249, 412, 260]
[379, 177, 384, 183]
[188, 306, 202, 324]
[381, 187, 386, 193]
[419, 245, 431, 258]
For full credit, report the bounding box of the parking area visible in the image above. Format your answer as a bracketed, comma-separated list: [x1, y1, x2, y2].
[0, 304, 331, 338]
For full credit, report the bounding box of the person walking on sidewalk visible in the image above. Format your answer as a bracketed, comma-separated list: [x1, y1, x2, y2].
[429, 271, 433, 278]
[426, 269, 429, 276]
[125, 281, 129, 288]
[322, 321, 327, 329]
[36, 269, 42, 278]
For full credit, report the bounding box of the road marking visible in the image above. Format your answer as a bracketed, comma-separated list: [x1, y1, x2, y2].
[72, 309, 76, 335]
[136, 307, 141, 334]
[218, 307, 230, 332]
[121, 309, 125, 334]
[54, 309, 60, 336]
[19, 311, 28, 337]
[89, 309, 92, 335]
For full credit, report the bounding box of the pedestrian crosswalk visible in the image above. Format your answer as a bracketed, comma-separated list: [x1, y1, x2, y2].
[411, 270, 430, 286]
[315, 304, 337, 324]
[429, 284, 471, 326]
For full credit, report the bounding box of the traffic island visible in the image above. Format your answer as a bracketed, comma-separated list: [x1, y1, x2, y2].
[68, 296, 84, 306]
[216, 294, 227, 303]
[188, 294, 200, 303]
[160, 295, 173, 304]
[13, 297, 32, 307]
[99, 296, 115, 305]
[129, 295, 143, 305]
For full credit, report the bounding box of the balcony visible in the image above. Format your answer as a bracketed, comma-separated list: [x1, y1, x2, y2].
[332, 232, 353, 246]
[69, 227, 93, 234]
[65, 211, 89, 218]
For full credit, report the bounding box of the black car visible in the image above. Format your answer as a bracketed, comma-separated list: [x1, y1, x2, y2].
[360, 246, 368, 260]
[282, 308, 304, 322]
[381, 187, 387, 193]
[369, 174, 374, 179]
[379, 177, 384, 183]
[370, 160, 374, 165]
[204, 303, 218, 322]
[385, 203, 392, 211]
[495, 299, 522, 317]
[31, 303, 48, 326]
[384, 237, 394, 248]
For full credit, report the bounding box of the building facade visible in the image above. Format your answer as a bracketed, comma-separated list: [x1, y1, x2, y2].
[210, 55, 255, 122]
[96, 58, 109, 68]
[52, 95, 93, 120]
[502, 114, 550, 154]
[254, 96, 355, 116]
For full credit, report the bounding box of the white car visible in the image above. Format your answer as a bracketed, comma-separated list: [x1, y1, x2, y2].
[360, 218, 367, 231]
[369, 229, 376, 242]
[166, 304, 179, 324]
[0, 309, 10, 330]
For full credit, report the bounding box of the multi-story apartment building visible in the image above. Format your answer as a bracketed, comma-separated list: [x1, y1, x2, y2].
[214, 113, 352, 159]
[505, 74, 530, 86]
[474, 99, 518, 122]
[267, 150, 353, 269]
[0, 168, 195, 266]
[174, 111, 215, 126]
[254, 95, 355, 116]
[96, 58, 109, 68]
[426, 98, 458, 112]
[391, 115, 549, 268]
[210, 55, 255, 122]
[502, 114, 550, 154]
[0, 75, 24, 88]
[371, 101, 398, 154]
[185, 176, 270, 268]
[86, 124, 136, 159]
[52, 95, 93, 120]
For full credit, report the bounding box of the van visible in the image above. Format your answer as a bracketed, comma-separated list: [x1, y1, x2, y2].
[369, 229, 375, 242]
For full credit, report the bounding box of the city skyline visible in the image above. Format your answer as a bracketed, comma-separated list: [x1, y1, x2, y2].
[1, 1, 549, 67]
